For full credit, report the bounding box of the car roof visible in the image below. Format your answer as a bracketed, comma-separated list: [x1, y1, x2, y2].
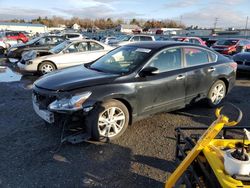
[125, 41, 205, 50]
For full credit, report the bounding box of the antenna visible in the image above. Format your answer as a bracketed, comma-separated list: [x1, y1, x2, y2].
[213, 17, 219, 30]
[244, 16, 249, 37]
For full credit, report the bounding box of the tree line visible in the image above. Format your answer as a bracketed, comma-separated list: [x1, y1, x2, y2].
[4, 16, 185, 29]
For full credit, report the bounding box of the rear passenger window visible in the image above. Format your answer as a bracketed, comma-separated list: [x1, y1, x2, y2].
[89, 42, 104, 51]
[149, 48, 182, 73]
[209, 52, 217, 62]
[140, 36, 153, 41]
[184, 48, 209, 66]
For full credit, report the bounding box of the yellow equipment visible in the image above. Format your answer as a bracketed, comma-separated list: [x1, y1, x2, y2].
[165, 105, 250, 188]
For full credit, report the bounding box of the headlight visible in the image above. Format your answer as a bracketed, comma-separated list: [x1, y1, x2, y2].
[49, 92, 92, 112]
[9, 47, 17, 52]
[26, 60, 33, 65]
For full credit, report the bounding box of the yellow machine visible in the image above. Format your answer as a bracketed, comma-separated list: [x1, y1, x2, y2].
[165, 105, 250, 188]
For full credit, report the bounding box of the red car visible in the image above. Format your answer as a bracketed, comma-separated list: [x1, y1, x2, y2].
[5, 31, 29, 43]
[211, 38, 250, 55]
[171, 36, 206, 46]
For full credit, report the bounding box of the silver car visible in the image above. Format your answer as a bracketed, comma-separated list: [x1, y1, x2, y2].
[18, 39, 114, 75]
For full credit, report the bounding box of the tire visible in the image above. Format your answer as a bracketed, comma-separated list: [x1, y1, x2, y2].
[17, 39, 23, 44]
[87, 99, 129, 142]
[0, 47, 4, 55]
[39, 61, 56, 75]
[207, 80, 226, 107]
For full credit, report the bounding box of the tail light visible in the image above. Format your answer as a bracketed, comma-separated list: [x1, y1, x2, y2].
[229, 62, 237, 71]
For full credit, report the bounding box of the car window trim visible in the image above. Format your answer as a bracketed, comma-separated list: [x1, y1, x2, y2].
[182, 45, 218, 68]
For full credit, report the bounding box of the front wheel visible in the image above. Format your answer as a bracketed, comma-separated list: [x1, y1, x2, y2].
[39, 61, 56, 75]
[207, 80, 226, 107]
[88, 99, 129, 142]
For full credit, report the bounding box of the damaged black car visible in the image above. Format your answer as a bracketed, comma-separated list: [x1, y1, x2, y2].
[32, 42, 237, 142]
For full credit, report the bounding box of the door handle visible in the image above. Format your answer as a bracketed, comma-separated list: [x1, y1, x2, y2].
[176, 75, 185, 80]
[208, 67, 216, 72]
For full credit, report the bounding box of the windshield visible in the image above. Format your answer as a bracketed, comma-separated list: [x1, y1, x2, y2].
[0, 32, 5, 38]
[216, 39, 238, 46]
[27, 37, 41, 45]
[50, 41, 71, 53]
[118, 35, 131, 42]
[89, 46, 152, 74]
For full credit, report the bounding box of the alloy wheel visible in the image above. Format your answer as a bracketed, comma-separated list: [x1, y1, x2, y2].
[98, 107, 126, 138]
[210, 83, 225, 105]
[41, 64, 54, 74]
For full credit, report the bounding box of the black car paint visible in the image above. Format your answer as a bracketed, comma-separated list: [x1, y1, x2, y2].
[33, 42, 236, 124]
[7, 36, 65, 60]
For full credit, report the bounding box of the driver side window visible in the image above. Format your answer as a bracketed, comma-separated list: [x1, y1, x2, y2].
[148, 48, 182, 73]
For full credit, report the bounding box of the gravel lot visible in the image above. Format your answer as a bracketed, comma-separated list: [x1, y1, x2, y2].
[0, 58, 250, 188]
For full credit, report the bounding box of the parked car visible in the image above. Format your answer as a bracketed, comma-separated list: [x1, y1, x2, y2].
[206, 38, 218, 47]
[232, 49, 250, 71]
[4, 31, 29, 43]
[0, 39, 8, 54]
[0, 32, 19, 54]
[100, 36, 117, 45]
[109, 34, 156, 46]
[171, 36, 206, 46]
[7, 35, 65, 62]
[63, 33, 84, 41]
[211, 38, 250, 55]
[32, 41, 236, 142]
[18, 40, 113, 74]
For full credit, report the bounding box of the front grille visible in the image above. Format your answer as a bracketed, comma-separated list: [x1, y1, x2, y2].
[236, 61, 243, 65]
[33, 91, 57, 110]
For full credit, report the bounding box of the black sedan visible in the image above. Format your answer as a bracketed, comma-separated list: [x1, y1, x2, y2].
[7, 35, 65, 62]
[232, 49, 250, 71]
[32, 42, 237, 142]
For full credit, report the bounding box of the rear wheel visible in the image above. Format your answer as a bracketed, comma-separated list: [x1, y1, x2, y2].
[207, 80, 226, 107]
[87, 99, 129, 142]
[39, 61, 56, 75]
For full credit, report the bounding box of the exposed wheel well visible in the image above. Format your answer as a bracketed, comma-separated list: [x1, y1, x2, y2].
[38, 60, 57, 71]
[218, 78, 229, 94]
[113, 98, 133, 125]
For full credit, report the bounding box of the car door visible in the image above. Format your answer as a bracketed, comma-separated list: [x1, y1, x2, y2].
[183, 46, 218, 104]
[54, 41, 89, 69]
[136, 47, 186, 116]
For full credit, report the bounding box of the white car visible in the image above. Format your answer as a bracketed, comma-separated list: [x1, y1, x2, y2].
[63, 33, 85, 41]
[109, 35, 156, 46]
[100, 36, 117, 45]
[18, 40, 114, 75]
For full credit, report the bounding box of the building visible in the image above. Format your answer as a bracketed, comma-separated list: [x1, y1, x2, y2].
[116, 24, 142, 34]
[72, 23, 80, 30]
[0, 22, 47, 34]
[148, 28, 183, 35]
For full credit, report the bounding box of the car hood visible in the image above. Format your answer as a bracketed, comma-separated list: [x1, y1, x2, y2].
[11, 43, 28, 48]
[34, 65, 119, 91]
[233, 52, 250, 61]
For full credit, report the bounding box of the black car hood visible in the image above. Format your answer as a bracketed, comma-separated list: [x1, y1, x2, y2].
[233, 52, 250, 61]
[34, 65, 120, 91]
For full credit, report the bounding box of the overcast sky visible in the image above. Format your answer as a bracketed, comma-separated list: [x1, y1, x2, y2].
[0, 0, 249, 28]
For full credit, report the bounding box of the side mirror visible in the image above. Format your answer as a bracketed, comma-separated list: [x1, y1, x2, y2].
[139, 66, 159, 77]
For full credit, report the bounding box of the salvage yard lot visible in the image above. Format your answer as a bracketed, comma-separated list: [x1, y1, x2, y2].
[0, 60, 250, 188]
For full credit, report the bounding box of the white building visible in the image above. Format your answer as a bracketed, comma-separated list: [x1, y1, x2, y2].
[0, 22, 47, 34]
[116, 24, 142, 33]
[72, 23, 80, 30]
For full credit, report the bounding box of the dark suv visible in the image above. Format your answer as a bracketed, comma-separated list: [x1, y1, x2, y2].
[32, 42, 237, 142]
[7, 35, 65, 62]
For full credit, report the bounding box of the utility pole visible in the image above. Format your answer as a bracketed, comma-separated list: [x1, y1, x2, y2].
[213, 17, 218, 30]
[244, 16, 249, 37]
[179, 16, 183, 25]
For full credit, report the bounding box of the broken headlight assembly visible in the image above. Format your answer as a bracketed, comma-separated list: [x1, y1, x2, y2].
[49, 91, 92, 112]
